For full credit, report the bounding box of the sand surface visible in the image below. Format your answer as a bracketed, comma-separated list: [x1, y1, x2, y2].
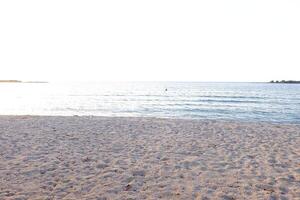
[0, 116, 300, 200]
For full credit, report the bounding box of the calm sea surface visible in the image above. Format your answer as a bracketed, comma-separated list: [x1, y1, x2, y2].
[1, 82, 300, 123]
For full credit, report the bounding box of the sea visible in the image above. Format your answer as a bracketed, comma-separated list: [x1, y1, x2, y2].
[1, 82, 300, 123]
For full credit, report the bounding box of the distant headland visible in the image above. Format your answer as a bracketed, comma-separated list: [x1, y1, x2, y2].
[0, 80, 22, 83]
[270, 80, 300, 84]
[0, 80, 48, 83]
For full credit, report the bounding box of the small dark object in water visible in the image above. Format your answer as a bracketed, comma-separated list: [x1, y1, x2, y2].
[165, 88, 168, 91]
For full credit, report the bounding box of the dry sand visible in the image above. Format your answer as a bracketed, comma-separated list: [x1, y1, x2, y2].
[0, 116, 299, 200]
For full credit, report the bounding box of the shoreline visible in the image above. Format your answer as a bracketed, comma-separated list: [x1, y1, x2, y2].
[1, 115, 299, 125]
[1, 116, 299, 199]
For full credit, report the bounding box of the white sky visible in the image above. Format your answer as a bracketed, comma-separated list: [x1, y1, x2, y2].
[0, 0, 299, 82]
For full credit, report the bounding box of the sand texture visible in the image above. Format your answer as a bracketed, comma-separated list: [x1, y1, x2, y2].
[0, 116, 300, 200]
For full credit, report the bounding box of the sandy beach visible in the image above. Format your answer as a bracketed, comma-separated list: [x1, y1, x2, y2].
[0, 116, 299, 199]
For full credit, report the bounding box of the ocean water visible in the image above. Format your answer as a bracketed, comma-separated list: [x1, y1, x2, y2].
[1, 82, 300, 123]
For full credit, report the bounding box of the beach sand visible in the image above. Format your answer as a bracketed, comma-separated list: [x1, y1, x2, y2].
[0, 116, 299, 199]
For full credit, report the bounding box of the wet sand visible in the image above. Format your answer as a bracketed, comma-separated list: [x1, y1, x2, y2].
[0, 116, 299, 199]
